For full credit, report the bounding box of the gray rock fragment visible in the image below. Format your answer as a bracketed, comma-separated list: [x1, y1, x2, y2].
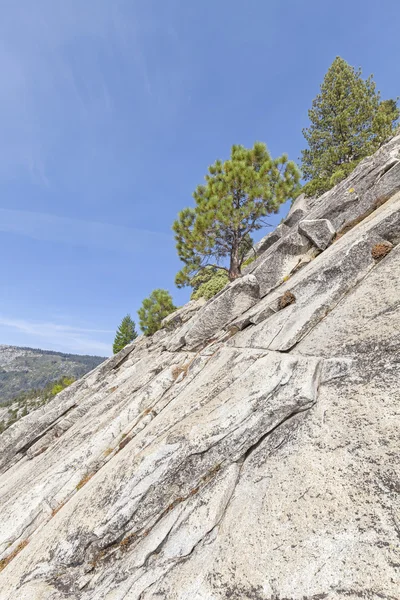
[283, 192, 321, 226]
[298, 218, 336, 250]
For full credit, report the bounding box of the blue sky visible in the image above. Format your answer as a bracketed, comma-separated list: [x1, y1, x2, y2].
[1, 0, 399, 356]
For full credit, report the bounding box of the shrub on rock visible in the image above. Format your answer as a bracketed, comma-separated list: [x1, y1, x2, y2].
[278, 291, 296, 310]
[371, 241, 393, 260]
[190, 268, 229, 301]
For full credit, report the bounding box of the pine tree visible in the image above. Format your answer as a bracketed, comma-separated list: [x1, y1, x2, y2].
[113, 314, 138, 354]
[301, 57, 399, 197]
[138, 289, 176, 337]
[173, 142, 300, 286]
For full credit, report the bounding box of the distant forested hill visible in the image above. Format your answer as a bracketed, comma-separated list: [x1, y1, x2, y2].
[0, 345, 106, 405]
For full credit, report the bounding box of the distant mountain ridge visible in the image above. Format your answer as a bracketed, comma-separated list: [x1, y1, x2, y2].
[0, 345, 106, 404]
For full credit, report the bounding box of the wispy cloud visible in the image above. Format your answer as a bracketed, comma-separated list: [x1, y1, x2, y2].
[0, 1, 187, 183]
[111, 6, 153, 98]
[0, 2, 122, 182]
[0, 208, 171, 253]
[0, 315, 112, 355]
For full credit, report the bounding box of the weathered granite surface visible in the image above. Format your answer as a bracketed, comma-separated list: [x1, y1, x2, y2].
[246, 133, 400, 297]
[160, 299, 206, 331]
[0, 135, 399, 600]
[243, 223, 290, 262]
[184, 274, 260, 350]
[298, 218, 336, 250]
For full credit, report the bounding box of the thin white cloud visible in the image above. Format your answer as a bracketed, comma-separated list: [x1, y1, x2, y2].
[111, 6, 152, 98]
[0, 315, 111, 356]
[0, 1, 122, 182]
[0, 317, 113, 335]
[0, 2, 187, 182]
[0, 208, 171, 252]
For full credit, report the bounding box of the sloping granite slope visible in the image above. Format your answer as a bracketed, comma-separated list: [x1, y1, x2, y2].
[0, 135, 399, 600]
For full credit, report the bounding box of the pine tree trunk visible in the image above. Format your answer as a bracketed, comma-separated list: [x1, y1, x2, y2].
[229, 241, 241, 281]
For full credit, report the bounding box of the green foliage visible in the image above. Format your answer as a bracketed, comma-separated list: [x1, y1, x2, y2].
[51, 376, 75, 395]
[242, 254, 256, 267]
[0, 375, 76, 433]
[113, 314, 138, 354]
[173, 142, 300, 285]
[138, 289, 176, 336]
[190, 267, 229, 301]
[5, 375, 75, 407]
[301, 56, 399, 197]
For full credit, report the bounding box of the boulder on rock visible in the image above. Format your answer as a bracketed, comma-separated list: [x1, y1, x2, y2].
[298, 218, 336, 250]
[283, 192, 321, 227]
[303, 133, 400, 232]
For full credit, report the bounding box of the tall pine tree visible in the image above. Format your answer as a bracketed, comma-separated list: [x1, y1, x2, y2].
[173, 142, 300, 286]
[113, 314, 138, 354]
[301, 57, 399, 197]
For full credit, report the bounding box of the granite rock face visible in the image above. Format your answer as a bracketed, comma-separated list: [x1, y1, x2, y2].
[243, 223, 290, 263]
[246, 133, 400, 297]
[0, 135, 400, 600]
[184, 274, 260, 350]
[160, 299, 206, 331]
